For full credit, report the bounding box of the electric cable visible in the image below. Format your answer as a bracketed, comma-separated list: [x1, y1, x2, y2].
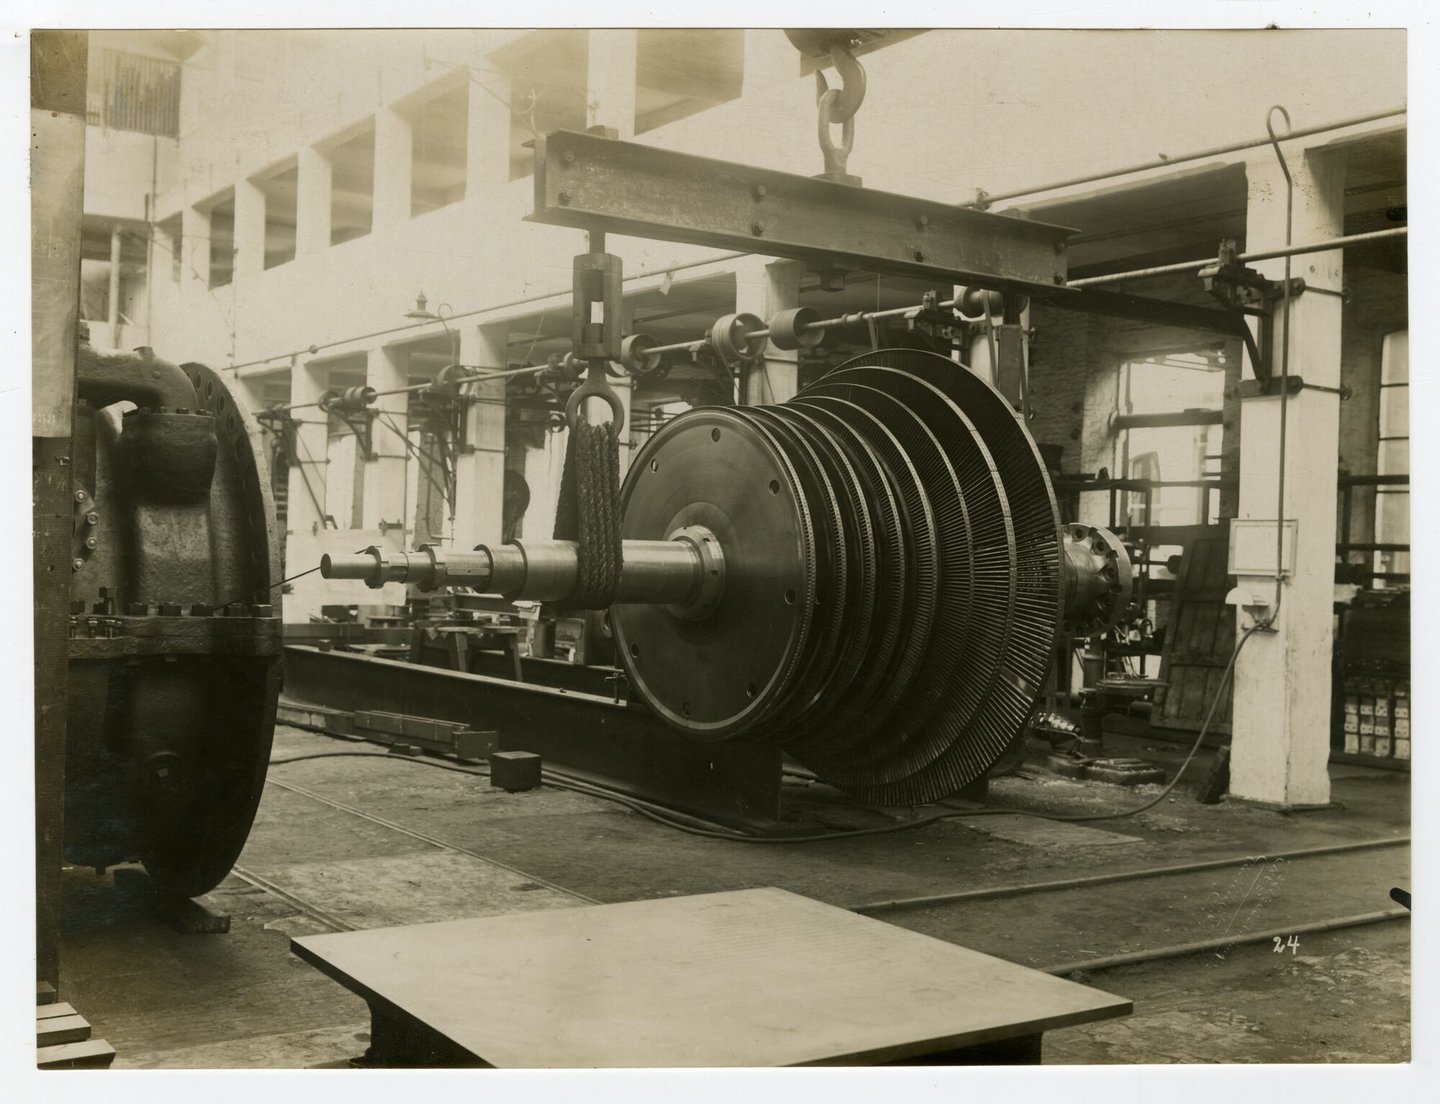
[1262, 104, 1295, 630]
[375, 409, 453, 512]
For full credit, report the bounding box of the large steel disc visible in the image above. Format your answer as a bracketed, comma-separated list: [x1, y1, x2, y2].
[144, 362, 283, 897]
[63, 357, 282, 899]
[616, 347, 1064, 805]
[791, 380, 976, 783]
[612, 407, 815, 737]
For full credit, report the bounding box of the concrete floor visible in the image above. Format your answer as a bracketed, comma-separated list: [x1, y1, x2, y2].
[56, 723, 1410, 1067]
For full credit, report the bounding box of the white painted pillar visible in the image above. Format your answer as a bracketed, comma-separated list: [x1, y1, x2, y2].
[963, 308, 997, 386]
[232, 176, 266, 281]
[611, 374, 636, 477]
[1228, 145, 1347, 808]
[466, 71, 511, 189]
[296, 145, 332, 255]
[373, 107, 413, 228]
[181, 204, 209, 290]
[736, 258, 802, 405]
[363, 343, 411, 539]
[587, 30, 638, 138]
[283, 357, 332, 620]
[105, 224, 122, 333]
[453, 322, 509, 549]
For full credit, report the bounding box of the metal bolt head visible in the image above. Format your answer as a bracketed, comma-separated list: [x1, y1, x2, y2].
[750, 220, 765, 236]
[85, 511, 99, 526]
[752, 183, 768, 200]
[557, 190, 571, 207]
[563, 149, 576, 163]
[915, 214, 929, 230]
[71, 558, 85, 571]
[74, 489, 88, 502]
[84, 536, 98, 549]
[1054, 241, 1067, 254]
[913, 249, 926, 262]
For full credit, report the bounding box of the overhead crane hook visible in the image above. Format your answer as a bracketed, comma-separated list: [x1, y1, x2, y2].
[786, 30, 868, 185]
[813, 43, 867, 124]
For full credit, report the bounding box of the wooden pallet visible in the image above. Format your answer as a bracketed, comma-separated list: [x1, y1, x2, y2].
[37, 993, 115, 1070]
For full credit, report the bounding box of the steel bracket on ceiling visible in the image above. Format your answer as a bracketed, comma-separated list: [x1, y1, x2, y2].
[1198, 241, 1307, 385]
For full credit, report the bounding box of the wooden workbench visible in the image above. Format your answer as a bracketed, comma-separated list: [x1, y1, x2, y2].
[292, 887, 1130, 1067]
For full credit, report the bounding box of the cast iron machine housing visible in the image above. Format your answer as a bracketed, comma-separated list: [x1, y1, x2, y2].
[65, 341, 282, 897]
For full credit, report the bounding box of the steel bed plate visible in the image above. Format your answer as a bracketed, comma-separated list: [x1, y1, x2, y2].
[282, 645, 783, 827]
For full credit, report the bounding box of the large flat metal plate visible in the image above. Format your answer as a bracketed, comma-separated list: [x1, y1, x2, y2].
[530, 130, 1074, 295]
[293, 887, 1131, 1067]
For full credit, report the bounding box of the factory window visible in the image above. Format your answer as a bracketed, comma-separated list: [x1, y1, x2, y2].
[330, 125, 375, 245]
[260, 161, 298, 270]
[634, 30, 745, 134]
[407, 84, 469, 217]
[1114, 351, 1226, 528]
[205, 192, 235, 288]
[78, 218, 148, 344]
[492, 30, 590, 180]
[1374, 330, 1409, 584]
[86, 48, 181, 138]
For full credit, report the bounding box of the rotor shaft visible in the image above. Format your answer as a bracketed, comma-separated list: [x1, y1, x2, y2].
[321, 527, 725, 612]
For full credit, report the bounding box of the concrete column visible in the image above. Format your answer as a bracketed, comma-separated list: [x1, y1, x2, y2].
[296, 144, 332, 255]
[587, 30, 638, 138]
[283, 357, 333, 620]
[735, 258, 802, 405]
[373, 107, 413, 228]
[233, 176, 266, 280]
[181, 204, 209, 289]
[453, 322, 509, 549]
[363, 343, 411, 539]
[1228, 146, 1347, 808]
[609, 374, 636, 477]
[106, 225, 122, 331]
[466, 72, 511, 189]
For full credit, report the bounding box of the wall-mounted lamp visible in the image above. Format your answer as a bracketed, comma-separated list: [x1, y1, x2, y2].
[404, 291, 436, 322]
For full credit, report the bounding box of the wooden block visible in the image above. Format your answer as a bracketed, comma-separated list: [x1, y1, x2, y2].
[36, 1002, 77, 1021]
[454, 729, 499, 762]
[353, 710, 408, 736]
[160, 895, 232, 934]
[38, 1014, 91, 1047]
[277, 701, 356, 735]
[490, 750, 542, 792]
[37, 1038, 116, 1070]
